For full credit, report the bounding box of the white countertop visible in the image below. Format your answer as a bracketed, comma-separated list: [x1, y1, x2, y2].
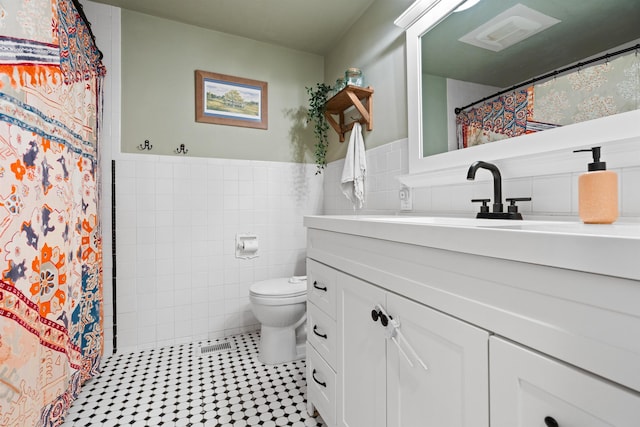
[304, 215, 640, 281]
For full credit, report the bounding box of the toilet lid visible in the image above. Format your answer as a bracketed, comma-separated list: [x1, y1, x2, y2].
[250, 277, 307, 298]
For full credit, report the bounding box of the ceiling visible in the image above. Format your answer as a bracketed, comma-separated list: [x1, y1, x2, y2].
[88, 0, 377, 55]
[422, 0, 640, 87]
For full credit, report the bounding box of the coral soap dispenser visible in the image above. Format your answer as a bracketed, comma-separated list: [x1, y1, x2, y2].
[573, 147, 618, 224]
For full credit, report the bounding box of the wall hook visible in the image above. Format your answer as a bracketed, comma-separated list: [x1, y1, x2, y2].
[175, 144, 188, 154]
[138, 139, 153, 150]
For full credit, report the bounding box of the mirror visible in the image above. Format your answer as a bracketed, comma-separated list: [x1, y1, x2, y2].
[400, 0, 640, 185]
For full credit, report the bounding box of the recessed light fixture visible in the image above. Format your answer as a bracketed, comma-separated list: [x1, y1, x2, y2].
[454, 0, 481, 13]
[458, 3, 561, 52]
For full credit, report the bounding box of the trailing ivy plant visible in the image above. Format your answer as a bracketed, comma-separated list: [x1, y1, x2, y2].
[306, 83, 332, 174]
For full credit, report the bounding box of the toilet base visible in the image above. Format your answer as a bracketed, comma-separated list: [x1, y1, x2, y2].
[258, 325, 305, 365]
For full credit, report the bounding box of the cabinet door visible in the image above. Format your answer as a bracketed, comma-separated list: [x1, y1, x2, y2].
[337, 273, 386, 427]
[490, 337, 640, 427]
[386, 292, 489, 427]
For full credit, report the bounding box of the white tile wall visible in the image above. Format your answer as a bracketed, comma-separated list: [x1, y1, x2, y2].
[323, 138, 408, 215]
[323, 138, 640, 221]
[114, 155, 323, 352]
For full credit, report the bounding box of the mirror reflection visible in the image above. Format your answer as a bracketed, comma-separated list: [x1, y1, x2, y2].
[420, 0, 640, 158]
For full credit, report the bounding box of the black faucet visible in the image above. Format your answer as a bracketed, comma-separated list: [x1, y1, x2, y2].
[466, 161, 531, 220]
[467, 161, 503, 214]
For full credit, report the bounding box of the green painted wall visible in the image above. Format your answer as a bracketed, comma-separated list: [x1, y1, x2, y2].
[121, 10, 323, 162]
[324, 0, 414, 163]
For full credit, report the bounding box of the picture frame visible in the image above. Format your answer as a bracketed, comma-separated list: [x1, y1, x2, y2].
[195, 70, 268, 129]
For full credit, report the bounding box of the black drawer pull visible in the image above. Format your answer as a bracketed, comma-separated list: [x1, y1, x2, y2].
[313, 325, 328, 339]
[312, 369, 326, 388]
[313, 281, 327, 292]
[544, 416, 559, 427]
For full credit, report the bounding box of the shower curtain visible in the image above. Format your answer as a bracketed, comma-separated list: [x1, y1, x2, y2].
[0, 0, 105, 426]
[456, 50, 640, 148]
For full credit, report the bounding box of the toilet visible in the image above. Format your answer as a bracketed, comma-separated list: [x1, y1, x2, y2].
[249, 276, 307, 365]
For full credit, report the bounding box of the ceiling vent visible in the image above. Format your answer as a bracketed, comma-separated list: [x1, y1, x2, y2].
[458, 4, 560, 52]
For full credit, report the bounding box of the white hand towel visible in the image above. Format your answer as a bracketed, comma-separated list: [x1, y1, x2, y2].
[341, 122, 366, 209]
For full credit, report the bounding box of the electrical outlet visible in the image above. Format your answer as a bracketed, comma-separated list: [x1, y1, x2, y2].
[399, 186, 413, 211]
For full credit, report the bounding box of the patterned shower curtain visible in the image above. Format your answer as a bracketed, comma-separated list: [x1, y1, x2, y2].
[0, 0, 105, 426]
[456, 50, 640, 148]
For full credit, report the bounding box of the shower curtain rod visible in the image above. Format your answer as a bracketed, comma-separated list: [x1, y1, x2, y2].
[454, 43, 640, 115]
[73, 0, 104, 60]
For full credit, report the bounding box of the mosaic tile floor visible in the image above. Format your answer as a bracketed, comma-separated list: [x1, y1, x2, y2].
[61, 332, 327, 426]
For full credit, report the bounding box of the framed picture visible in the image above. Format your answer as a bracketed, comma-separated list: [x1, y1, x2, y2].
[195, 70, 268, 129]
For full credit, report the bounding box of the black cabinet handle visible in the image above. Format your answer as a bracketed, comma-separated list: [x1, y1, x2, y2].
[312, 369, 326, 388]
[370, 309, 388, 326]
[313, 281, 327, 292]
[313, 325, 327, 339]
[544, 416, 559, 427]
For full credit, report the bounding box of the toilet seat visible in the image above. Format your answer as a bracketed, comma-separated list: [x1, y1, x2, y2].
[250, 277, 307, 298]
[250, 277, 307, 306]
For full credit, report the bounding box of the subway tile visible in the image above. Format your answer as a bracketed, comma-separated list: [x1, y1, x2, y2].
[136, 310, 158, 328]
[117, 312, 136, 329]
[155, 322, 175, 341]
[173, 318, 193, 338]
[155, 162, 173, 179]
[135, 259, 157, 278]
[135, 278, 156, 296]
[136, 294, 157, 311]
[114, 157, 321, 351]
[173, 163, 190, 180]
[206, 179, 224, 197]
[223, 195, 239, 210]
[207, 166, 223, 182]
[116, 293, 136, 314]
[532, 174, 573, 214]
[622, 167, 640, 215]
[135, 161, 156, 179]
[157, 291, 175, 309]
[137, 227, 155, 245]
[223, 165, 239, 181]
[191, 164, 207, 182]
[115, 327, 137, 348]
[173, 289, 192, 307]
[155, 260, 174, 277]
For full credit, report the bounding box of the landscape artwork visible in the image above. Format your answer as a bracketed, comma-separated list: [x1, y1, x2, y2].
[195, 70, 268, 129]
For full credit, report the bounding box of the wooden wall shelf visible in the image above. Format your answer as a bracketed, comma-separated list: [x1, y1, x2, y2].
[324, 85, 373, 142]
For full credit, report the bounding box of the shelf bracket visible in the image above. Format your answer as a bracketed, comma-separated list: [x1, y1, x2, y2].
[324, 86, 374, 142]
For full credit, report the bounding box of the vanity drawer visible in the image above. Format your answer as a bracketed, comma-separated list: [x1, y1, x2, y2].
[307, 259, 337, 319]
[307, 344, 336, 427]
[490, 337, 640, 427]
[307, 302, 337, 368]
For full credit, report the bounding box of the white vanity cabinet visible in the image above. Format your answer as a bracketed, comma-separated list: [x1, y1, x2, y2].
[304, 216, 640, 427]
[337, 272, 489, 427]
[490, 337, 640, 427]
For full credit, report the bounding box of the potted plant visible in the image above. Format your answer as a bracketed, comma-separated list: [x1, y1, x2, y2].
[306, 83, 332, 174]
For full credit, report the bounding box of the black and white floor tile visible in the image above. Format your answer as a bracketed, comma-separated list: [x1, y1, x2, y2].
[61, 332, 327, 426]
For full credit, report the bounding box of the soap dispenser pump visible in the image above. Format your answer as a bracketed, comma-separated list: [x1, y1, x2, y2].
[573, 147, 618, 224]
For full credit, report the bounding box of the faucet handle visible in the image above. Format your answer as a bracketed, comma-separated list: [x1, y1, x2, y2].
[471, 198, 491, 213]
[505, 197, 532, 213]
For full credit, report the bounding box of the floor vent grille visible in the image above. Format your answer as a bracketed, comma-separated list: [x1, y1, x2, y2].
[197, 341, 234, 356]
